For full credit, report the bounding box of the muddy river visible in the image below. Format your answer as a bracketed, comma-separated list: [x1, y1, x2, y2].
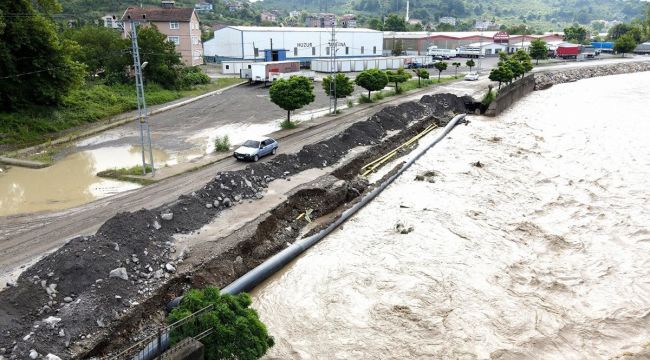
[251, 71, 650, 359]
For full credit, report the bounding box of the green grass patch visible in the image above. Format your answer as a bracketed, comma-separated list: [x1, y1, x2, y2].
[371, 92, 385, 101]
[358, 95, 373, 104]
[214, 135, 231, 152]
[280, 120, 298, 129]
[97, 164, 156, 185]
[0, 77, 242, 151]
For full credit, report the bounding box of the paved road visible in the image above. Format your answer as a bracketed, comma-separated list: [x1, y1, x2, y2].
[0, 78, 492, 283]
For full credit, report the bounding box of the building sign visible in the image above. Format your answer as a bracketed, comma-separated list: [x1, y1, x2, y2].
[493, 31, 510, 44]
[328, 41, 347, 48]
[297, 42, 313, 48]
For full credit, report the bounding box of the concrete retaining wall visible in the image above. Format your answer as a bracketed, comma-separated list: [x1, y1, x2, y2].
[160, 338, 204, 360]
[484, 74, 535, 116]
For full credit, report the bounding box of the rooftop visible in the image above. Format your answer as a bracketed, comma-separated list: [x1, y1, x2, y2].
[225, 26, 381, 33]
[383, 31, 499, 39]
[122, 6, 194, 22]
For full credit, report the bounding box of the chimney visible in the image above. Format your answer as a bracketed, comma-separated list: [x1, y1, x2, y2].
[161, 0, 175, 8]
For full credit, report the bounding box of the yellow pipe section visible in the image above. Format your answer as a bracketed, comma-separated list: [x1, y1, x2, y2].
[361, 123, 439, 175]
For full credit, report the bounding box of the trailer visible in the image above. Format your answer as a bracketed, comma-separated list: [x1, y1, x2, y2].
[556, 45, 581, 59]
[591, 42, 614, 54]
[248, 61, 300, 82]
[426, 47, 457, 59]
[221, 61, 255, 75]
[309, 56, 430, 73]
[457, 46, 481, 58]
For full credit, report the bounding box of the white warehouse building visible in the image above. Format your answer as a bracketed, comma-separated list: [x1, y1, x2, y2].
[203, 26, 383, 64]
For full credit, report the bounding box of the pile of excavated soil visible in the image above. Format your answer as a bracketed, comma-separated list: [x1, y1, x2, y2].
[0, 93, 472, 360]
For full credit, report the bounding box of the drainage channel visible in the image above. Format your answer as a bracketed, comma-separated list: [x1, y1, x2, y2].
[129, 113, 467, 360]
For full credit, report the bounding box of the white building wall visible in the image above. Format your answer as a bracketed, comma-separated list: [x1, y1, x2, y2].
[208, 27, 383, 61]
[203, 27, 243, 59]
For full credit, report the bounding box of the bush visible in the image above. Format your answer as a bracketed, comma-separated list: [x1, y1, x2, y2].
[481, 86, 496, 107]
[372, 92, 385, 101]
[214, 135, 230, 152]
[280, 119, 297, 129]
[168, 287, 274, 360]
[347, 99, 354, 108]
[181, 66, 211, 89]
[358, 95, 373, 103]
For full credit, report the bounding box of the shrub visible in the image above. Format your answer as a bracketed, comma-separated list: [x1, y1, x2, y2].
[168, 287, 274, 360]
[372, 92, 385, 101]
[358, 95, 373, 103]
[181, 66, 211, 89]
[481, 86, 496, 107]
[214, 135, 230, 152]
[347, 99, 354, 108]
[280, 119, 298, 129]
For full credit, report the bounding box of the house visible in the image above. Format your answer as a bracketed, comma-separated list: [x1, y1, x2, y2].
[122, 1, 204, 66]
[439, 17, 456, 26]
[226, 1, 242, 12]
[341, 14, 357, 28]
[289, 10, 301, 18]
[474, 19, 498, 31]
[194, 2, 213, 12]
[260, 11, 277, 23]
[305, 13, 336, 28]
[102, 14, 122, 29]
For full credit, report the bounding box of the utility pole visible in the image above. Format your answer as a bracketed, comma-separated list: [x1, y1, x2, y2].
[128, 15, 155, 176]
[329, 21, 337, 115]
[478, 21, 484, 74]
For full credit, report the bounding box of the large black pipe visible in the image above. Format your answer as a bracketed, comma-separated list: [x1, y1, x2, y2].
[134, 113, 467, 360]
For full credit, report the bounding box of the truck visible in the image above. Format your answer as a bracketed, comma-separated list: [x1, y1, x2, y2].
[581, 45, 598, 58]
[243, 61, 301, 83]
[591, 41, 614, 54]
[426, 47, 457, 59]
[457, 46, 481, 58]
[555, 45, 581, 59]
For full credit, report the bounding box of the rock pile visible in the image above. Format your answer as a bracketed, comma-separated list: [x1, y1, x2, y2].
[534, 61, 650, 90]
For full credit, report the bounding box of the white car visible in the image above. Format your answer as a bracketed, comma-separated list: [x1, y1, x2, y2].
[233, 137, 278, 162]
[464, 72, 480, 81]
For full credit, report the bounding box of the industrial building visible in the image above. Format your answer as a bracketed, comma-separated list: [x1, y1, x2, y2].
[203, 26, 383, 64]
[383, 31, 563, 55]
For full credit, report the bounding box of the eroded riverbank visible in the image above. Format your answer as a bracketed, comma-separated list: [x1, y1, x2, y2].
[252, 71, 650, 359]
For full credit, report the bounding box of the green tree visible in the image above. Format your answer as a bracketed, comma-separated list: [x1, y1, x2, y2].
[168, 288, 274, 360]
[529, 39, 549, 64]
[614, 34, 637, 58]
[563, 24, 588, 43]
[433, 61, 448, 82]
[512, 49, 533, 75]
[269, 76, 315, 125]
[0, 0, 85, 110]
[505, 58, 524, 82]
[355, 69, 389, 99]
[391, 39, 404, 56]
[465, 59, 475, 72]
[65, 25, 131, 79]
[137, 25, 183, 89]
[451, 62, 461, 77]
[386, 67, 412, 93]
[384, 13, 407, 31]
[322, 73, 354, 111]
[489, 63, 513, 89]
[367, 18, 383, 30]
[413, 68, 430, 86]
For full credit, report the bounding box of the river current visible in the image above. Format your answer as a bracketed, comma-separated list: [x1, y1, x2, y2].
[251, 71, 650, 359]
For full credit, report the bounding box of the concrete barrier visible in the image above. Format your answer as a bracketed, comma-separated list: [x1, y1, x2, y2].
[160, 338, 204, 360]
[484, 74, 535, 116]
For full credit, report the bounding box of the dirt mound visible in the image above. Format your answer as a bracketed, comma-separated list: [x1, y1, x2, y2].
[0, 93, 472, 359]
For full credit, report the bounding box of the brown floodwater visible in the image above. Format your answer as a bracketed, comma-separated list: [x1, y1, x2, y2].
[0, 146, 169, 216]
[251, 72, 650, 359]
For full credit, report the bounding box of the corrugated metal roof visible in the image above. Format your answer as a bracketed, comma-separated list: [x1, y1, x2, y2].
[383, 31, 499, 39]
[226, 26, 381, 33]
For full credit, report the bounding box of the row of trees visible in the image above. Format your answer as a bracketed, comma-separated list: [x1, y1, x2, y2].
[488, 50, 533, 89]
[0, 0, 209, 112]
[269, 61, 479, 126]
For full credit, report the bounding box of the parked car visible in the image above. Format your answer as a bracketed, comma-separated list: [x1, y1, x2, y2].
[464, 72, 479, 81]
[233, 137, 278, 162]
[406, 62, 423, 69]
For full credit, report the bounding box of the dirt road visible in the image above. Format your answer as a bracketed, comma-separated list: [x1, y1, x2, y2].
[0, 78, 490, 285]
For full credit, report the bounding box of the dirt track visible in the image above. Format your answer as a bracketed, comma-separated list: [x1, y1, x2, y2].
[0, 78, 490, 287]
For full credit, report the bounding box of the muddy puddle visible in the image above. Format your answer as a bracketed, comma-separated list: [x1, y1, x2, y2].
[251, 71, 650, 359]
[0, 146, 170, 216]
